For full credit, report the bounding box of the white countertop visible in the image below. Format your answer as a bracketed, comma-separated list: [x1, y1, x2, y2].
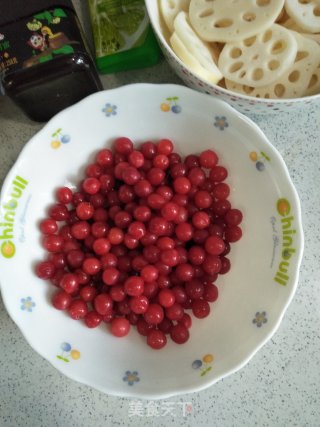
[0, 3, 320, 427]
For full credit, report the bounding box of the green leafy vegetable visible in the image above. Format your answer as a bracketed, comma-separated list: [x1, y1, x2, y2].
[112, 8, 145, 36]
[89, 0, 146, 55]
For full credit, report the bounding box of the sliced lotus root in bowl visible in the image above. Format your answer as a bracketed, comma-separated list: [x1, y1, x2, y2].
[170, 32, 223, 84]
[285, 0, 320, 33]
[276, 6, 290, 23]
[305, 61, 320, 96]
[172, 11, 223, 83]
[189, 0, 285, 42]
[283, 19, 320, 43]
[218, 24, 298, 87]
[225, 32, 320, 98]
[159, 0, 191, 33]
[282, 17, 304, 31]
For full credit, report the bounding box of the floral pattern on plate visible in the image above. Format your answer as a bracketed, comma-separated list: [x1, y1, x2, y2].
[50, 128, 71, 149]
[102, 103, 117, 117]
[214, 116, 229, 130]
[20, 296, 36, 312]
[123, 370, 140, 386]
[160, 96, 182, 114]
[192, 354, 214, 376]
[249, 151, 270, 172]
[253, 312, 268, 327]
[57, 342, 81, 362]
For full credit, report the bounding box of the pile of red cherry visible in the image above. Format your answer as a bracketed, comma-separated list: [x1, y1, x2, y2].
[36, 137, 243, 349]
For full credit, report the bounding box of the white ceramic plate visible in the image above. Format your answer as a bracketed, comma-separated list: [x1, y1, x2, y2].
[0, 84, 303, 399]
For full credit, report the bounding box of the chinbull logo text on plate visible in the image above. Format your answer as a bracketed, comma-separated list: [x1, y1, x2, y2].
[0, 175, 28, 259]
[274, 198, 297, 286]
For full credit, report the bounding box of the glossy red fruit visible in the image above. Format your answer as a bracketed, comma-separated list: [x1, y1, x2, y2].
[188, 246, 206, 265]
[48, 203, 70, 221]
[141, 265, 159, 283]
[40, 218, 58, 235]
[140, 141, 157, 159]
[85, 311, 103, 328]
[37, 136, 242, 349]
[68, 299, 88, 320]
[82, 177, 101, 195]
[170, 324, 189, 344]
[43, 235, 64, 253]
[199, 150, 218, 169]
[82, 257, 101, 275]
[147, 329, 167, 349]
[110, 317, 130, 337]
[194, 190, 213, 209]
[128, 150, 144, 168]
[165, 302, 184, 321]
[224, 209, 243, 226]
[175, 223, 193, 242]
[185, 279, 204, 300]
[94, 293, 113, 315]
[158, 289, 175, 308]
[157, 138, 173, 155]
[192, 299, 211, 319]
[80, 286, 97, 302]
[52, 290, 72, 310]
[96, 148, 113, 167]
[179, 313, 192, 329]
[203, 283, 219, 302]
[114, 137, 133, 155]
[209, 166, 228, 182]
[161, 202, 179, 221]
[60, 273, 79, 294]
[35, 261, 56, 279]
[173, 177, 191, 194]
[202, 254, 222, 275]
[160, 249, 179, 266]
[144, 303, 164, 325]
[225, 226, 242, 242]
[192, 211, 210, 229]
[102, 267, 120, 286]
[129, 295, 149, 314]
[124, 276, 144, 296]
[205, 235, 226, 255]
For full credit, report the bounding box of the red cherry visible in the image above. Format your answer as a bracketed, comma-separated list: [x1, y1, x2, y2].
[37, 136, 241, 350]
[170, 324, 189, 344]
[110, 317, 130, 337]
[52, 290, 72, 310]
[68, 299, 88, 320]
[147, 329, 167, 349]
[199, 149, 218, 168]
[144, 303, 164, 325]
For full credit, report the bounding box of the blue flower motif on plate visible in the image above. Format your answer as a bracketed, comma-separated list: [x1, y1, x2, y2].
[253, 311, 268, 327]
[214, 116, 229, 131]
[20, 297, 36, 312]
[103, 103, 117, 117]
[123, 370, 140, 386]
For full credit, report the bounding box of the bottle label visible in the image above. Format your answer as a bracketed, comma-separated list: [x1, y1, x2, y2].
[88, 0, 149, 58]
[0, 8, 86, 74]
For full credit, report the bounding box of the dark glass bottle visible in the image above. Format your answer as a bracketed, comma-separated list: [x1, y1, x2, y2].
[0, 0, 103, 121]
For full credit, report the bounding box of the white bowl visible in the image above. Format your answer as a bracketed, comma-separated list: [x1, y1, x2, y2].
[145, 0, 320, 115]
[0, 84, 303, 399]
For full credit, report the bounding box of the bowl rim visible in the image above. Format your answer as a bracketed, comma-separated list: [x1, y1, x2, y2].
[0, 83, 304, 399]
[145, 0, 320, 104]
